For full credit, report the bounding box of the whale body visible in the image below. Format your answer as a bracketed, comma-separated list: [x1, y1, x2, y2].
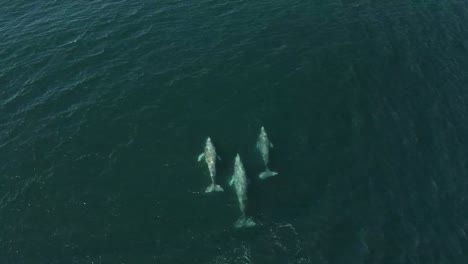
[230, 154, 256, 228]
[198, 137, 223, 193]
[256, 126, 278, 179]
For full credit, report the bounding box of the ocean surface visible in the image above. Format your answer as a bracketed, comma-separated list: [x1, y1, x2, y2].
[1, 0, 468, 263]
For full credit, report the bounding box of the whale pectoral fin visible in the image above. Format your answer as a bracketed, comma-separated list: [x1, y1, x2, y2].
[217, 155, 221, 161]
[270, 142, 274, 148]
[197, 153, 205, 162]
[229, 177, 234, 186]
[256, 141, 260, 150]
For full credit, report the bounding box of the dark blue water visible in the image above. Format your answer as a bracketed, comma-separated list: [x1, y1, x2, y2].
[1, 0, 468, 263]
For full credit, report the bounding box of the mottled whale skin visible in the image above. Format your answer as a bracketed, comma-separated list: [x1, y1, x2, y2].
[257, 126, 278, 179]
[198, 137, 223, 193]
[230, 154, 256, 228]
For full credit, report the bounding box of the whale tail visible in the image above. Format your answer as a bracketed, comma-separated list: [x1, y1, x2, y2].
[205, 183, 224, 193]
[234, 216, 257, 228]
[259, 169, 278, 179]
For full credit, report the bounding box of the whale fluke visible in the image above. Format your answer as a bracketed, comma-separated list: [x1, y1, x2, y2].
[259, 170, 278, 179]
[205, 183, 224, 193]
[234, 216, 257, 228]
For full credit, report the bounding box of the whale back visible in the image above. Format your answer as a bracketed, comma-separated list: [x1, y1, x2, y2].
[204, 140, 217, 177]
[233, 156, 247, 197]
[257, 129, 271, 165]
